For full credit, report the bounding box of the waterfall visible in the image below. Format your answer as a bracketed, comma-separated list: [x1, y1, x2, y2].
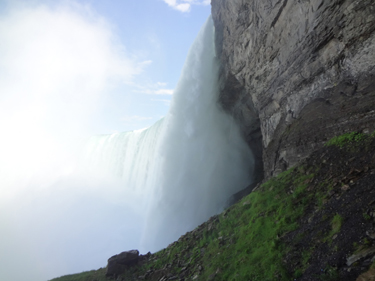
[83, 119, 164, 192]
[85, 16, 254, 252]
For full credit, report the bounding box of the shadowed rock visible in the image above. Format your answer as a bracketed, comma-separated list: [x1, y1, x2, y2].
[106, 250, 139, 277]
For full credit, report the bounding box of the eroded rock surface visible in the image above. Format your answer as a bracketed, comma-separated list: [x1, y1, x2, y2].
[212, 0, 375, 178]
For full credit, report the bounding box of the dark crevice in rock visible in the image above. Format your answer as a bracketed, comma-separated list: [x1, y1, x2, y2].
[317, 0, 325, 11]
[312, 33, 335, 54]
[270, 0, 288, 28]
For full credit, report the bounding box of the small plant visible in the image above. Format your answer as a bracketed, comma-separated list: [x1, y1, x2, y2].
[324, 214, 343, 243]
[320, 265, 339, 281]
[363, 238, 371, 246]
[331, 214, 343, 236]
[351, 239, 373, 255]
[294, 268, 303, 278]
[363, 213, 371, 221]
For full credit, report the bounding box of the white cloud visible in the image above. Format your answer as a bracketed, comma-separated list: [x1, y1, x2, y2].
[140, 60, 153, 66]
[155, 89, 174, 95]
[162, 0, 210, 13]
[175, 3, 191, 12]
[135, 88, 174, 95]
[134, 81, 174, 95]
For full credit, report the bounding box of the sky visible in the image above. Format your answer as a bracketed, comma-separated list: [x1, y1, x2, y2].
[0, 1, 211, 280]
[0, 0, 211, 134]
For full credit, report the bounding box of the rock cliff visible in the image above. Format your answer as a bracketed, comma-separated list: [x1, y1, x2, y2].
[211, 0, 375, 178]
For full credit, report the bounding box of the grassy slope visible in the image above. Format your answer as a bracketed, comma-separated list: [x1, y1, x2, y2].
[50, 132, 375, 281]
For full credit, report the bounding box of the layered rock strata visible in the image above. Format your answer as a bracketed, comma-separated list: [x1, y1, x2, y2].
[212, 0, 375, 178]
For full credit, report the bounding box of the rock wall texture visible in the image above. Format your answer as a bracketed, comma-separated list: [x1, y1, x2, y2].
[211, 0, 375, 178]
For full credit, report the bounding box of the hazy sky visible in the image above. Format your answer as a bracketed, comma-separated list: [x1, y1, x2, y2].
[0, 0, 211, 134]
[0, 1, 211, 280]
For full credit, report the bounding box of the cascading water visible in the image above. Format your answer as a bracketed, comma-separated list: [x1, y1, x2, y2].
[84, 16, 254, 252]
[141, 16, 253, 251]
[83, 118, 164, 192]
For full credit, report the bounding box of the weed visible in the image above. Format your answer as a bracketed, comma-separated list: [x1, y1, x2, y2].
[363, 213, 372, 221]
[322, 214, 343, 243]
[320, 265, 339, 281]
[351, 240, 372, 255]
[331, 214, 343, 235]
[363, 238, 371, 246]
[294, 268, 303, 278]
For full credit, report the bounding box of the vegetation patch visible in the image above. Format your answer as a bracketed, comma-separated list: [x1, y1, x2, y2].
[329, 214, 343, 238]
[319, 265, 339, 281]
[198, 167, 315, 281]
[50, 269, 107, 281]
[324, 132, 365, 148]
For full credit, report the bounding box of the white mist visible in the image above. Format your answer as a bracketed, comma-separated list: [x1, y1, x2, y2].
[140, 16, 253, 251]
[83, 16, 253, 252]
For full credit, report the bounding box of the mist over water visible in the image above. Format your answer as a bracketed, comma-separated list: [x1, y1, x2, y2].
[85, 16, 254, 252]
[140, 16, 253, 251]
[0, 13, 253, 281]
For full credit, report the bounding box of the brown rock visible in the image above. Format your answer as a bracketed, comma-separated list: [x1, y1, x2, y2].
[356, 268, 375, 281]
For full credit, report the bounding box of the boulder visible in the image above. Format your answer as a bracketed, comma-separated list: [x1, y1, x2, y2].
[106, 250, 139, 277]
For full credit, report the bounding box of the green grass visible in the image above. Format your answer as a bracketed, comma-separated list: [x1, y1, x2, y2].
[323, 214, 343, 243]
[324, 132, 365, 148]
[331, 214, 343, 235]
[196, 167, 316, 281]
[49, 268, 107, 281]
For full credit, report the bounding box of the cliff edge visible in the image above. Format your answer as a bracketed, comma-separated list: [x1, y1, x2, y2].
[212, 0, 375, 178]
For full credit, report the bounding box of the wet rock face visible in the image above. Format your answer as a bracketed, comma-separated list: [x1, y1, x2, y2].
[212, 0, 375, 178]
